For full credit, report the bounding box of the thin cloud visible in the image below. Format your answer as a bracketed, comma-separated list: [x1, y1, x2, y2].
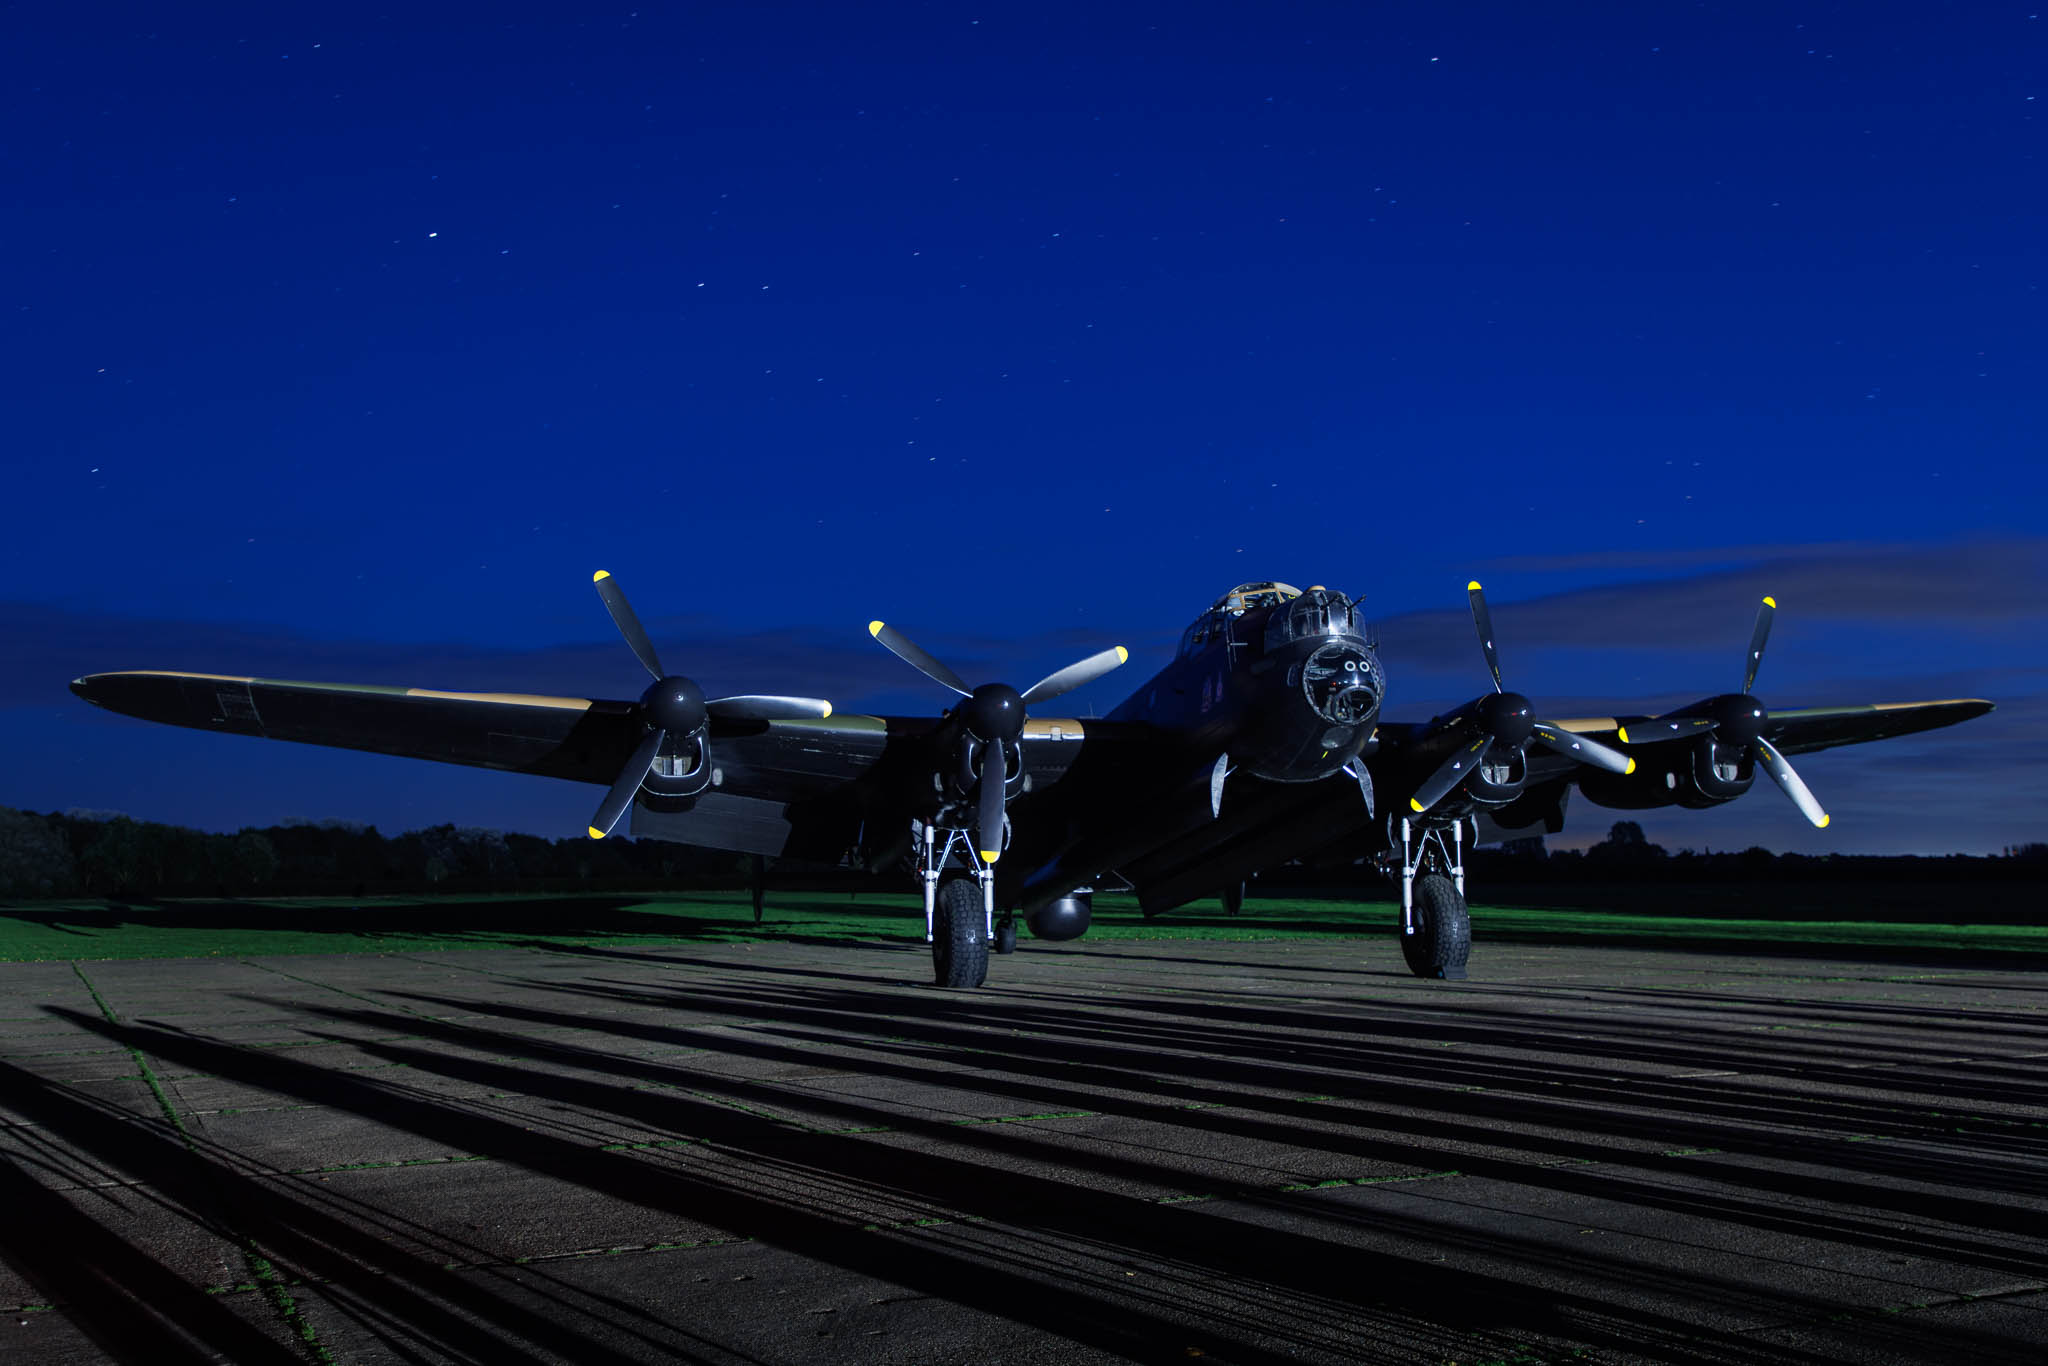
[1374, 538, 2047, 673]
[1479, 539, 1932, 574]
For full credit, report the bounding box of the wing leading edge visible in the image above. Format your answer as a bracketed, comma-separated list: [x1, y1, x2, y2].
[1755, 698, 1995, 756]
[1534, 697, 1994, 760]
[67, 670, 1119, 852]
[71, 670, 640, 785]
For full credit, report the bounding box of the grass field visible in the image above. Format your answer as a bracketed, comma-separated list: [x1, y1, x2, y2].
[0, 890, 2043, 962]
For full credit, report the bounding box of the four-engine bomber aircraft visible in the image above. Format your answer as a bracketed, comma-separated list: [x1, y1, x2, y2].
[71, 575, 1992, 985]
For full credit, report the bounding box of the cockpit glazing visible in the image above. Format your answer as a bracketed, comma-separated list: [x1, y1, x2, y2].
[1178, 582, 1303, 658]
[1266, 586, 1384, 726]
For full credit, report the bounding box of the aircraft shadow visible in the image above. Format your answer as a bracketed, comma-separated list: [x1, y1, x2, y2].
[10, 946, 2045, 1363]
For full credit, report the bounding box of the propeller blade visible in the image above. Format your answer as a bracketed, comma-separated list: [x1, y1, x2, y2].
[1530, 722, 1635, 775]
[975, 742, 1007, 863]
[1615, 716, 1717, 745]
[1409, 734, 1493, 814]
[589, 728, 665, 840]
[1755, 736, 1829, 828]
[1744, 595, 1776, 694]
[1020, 645, 1129, 705]
[1467, 581, 1505, 693]
[868, 621, 970, 697]
[594, 571, 665, 681]
[706, 695, 834, 721]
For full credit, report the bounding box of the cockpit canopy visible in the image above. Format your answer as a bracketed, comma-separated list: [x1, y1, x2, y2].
[1210, 582, 1301, 615]
[1180, 582, 1305, 657]
[1179, 580, 1377, 661]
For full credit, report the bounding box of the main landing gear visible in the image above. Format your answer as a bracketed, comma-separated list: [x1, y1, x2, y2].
[1393, 816, 1471, 980]
[917, 821, 996, 988]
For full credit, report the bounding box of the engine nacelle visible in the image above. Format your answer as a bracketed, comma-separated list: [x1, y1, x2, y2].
[1410, 692, 1534, 811]
[1461, 740, 1528, 808]
[1579, 734, 1755, 811]
[1689, 733, 1756, 802]
[1027, 892, 1092, 941]
[944, 732, 1022, 802]
[638, 729, 714, 802]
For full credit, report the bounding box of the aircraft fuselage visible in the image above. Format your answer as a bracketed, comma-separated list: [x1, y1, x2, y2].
[1107, 583, 1383, 783]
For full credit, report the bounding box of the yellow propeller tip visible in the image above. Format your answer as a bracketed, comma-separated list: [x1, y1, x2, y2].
[1616, 727, 1631, 744]
[1762, 595, 1777, 608]
[592, 569, 610, 582]
[867, 620, 885, 637]
[587, 826, 606, 840]
[1114, 646, 1129, 664]
[980, 851, 1000, 864]
[1624, 758, 1637, 775]
[1467, 580, 1483, 592]
[820, 703, 832, 718]
[1817, 814, 1831, 828]
[1408, 797, 1426, 813]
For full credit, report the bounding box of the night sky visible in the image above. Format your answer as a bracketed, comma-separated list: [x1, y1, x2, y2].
[7, 4, 2043, 854]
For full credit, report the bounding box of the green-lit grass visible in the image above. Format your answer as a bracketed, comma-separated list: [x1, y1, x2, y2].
[1465, 905, 2048, 955]
[0, 890, 1382, 962]
[0, 890, 2040, 963]
[0, 891, 914, 962]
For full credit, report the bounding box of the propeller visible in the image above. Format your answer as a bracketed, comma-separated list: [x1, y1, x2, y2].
[1614, 595, 1829, 828]
[1408, 581, 1635, 815]
[586, 571, 833, 839]
[869, 620, 1128, 862]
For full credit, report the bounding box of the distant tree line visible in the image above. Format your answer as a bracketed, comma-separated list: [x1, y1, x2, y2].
[0, 808, 752, 900]
[0, 808, 2042, 901]
[1419, 821, 2043, 886]
[1268, 819, 2048, 893]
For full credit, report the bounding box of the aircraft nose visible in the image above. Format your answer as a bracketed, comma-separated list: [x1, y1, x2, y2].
[1303, 641, 1383, 725]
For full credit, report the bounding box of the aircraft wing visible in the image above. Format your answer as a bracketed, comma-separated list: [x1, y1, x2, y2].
[67, 670, 926, 802]
[72, 670, 647, 785]
[68, 669, 1138, 858]
[1757, 699, 1995, 756]
[1520, 697, 1995, 775]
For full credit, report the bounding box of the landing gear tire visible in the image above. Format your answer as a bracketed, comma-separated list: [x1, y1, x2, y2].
[1401, 873, 1470, 981]
[933, 877, 990, 988]
[993, 916, 1018, 955]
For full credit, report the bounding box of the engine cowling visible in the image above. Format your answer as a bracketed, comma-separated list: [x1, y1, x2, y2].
[944, 730, 1022, 803]
[1409, 691, 1536, 812]
[583, 571, 832, 839]
[1461, 735, 1529, 807]
[1579, 733, 1754, 811]
[1403, 581, 1636, 819]
[637, 728, 714, 801]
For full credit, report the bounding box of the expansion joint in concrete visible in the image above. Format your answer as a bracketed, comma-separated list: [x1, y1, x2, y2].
[69, 962, 336, 1364]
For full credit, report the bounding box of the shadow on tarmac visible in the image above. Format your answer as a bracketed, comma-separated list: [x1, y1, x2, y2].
[6, 942, 2046, 1363]
[9, 895, 754, 943]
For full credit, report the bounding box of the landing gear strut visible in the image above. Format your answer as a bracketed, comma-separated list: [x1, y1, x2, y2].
[1393, 816, 1471, 980]
[918, 821, 994, 988]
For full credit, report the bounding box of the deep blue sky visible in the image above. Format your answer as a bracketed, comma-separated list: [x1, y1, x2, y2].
[6, 3, 2043, 853]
